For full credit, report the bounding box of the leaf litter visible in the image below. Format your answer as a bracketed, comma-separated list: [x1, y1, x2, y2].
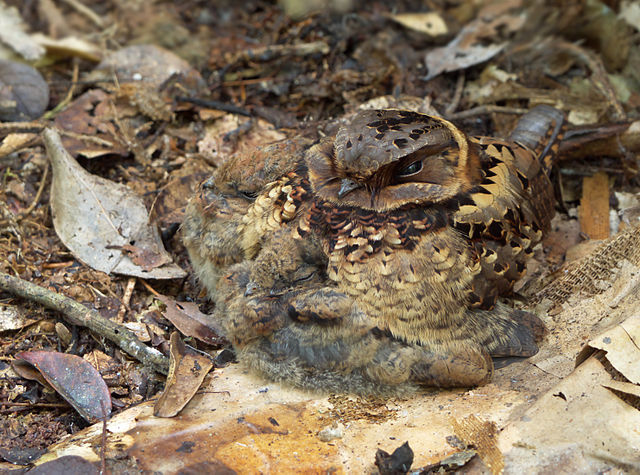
[1, 0, 640, 473]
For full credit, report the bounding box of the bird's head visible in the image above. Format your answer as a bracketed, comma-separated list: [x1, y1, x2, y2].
[306, 109, 480, 211]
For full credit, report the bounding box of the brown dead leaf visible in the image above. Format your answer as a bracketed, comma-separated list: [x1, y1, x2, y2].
[53, 89, 129, 158]
[157, 295, 224, 346]
[44, 128, 186, 279]
[14, 351, 112, 423]
[154, 332, 214, 418]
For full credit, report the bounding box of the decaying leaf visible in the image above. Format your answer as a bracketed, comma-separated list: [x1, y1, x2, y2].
[157, 295, 225, 346]
[44, 128, 186, 279]
[53, 89, 129, 158]
[500, 315, 640, 472]
[154, 332, 214, 418]
[0, 303, 40, 331]
[0, 60, 49, 121]
[13, 351, 112, 423]
[424, 1, 526, 80]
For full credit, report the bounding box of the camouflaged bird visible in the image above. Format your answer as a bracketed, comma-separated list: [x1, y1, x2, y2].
[182, 137, 310, 299]
[232, 106, 563, 384]
[185, 106, 561, 392]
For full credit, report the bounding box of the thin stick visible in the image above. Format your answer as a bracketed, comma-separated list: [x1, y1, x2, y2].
[17, 162, 50, 221]
[444, 72, 465, 117]
[59, 0, 104, 28]
[0, 272, 169, 375]
[115, 277, 136, 323]
[447, 105, 528, 120]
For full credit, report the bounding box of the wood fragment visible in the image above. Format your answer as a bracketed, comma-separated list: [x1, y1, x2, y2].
[579, 172, 610, 240]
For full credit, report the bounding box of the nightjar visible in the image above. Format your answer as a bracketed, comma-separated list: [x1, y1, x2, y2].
[187, 106, 563, 392]
[182, 137, 310, 299]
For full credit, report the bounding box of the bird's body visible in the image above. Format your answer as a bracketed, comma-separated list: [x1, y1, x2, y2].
[182, 137, 311, 298]
[184, 106, 564, 393]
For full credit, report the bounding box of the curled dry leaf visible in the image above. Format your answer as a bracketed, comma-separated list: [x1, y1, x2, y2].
[0, 60, 49, 121]
[154, 332, 214, 418]
[13, 351, 112, 423]
[44, 128, 186, 279]
[156, 294, 225, 346]
[423, 1, 526, 81]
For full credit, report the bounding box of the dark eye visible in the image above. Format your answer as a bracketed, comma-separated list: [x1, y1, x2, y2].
[240, 190, 258, 200]
[397, 160, 423, 177]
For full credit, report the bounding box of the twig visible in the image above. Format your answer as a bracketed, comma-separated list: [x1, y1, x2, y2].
[0, 122, 45, 134]
[0, 401, 68, 408]
[17, 162, 50, 222]
[43, 60, 80, 119]
[444, 72, 465, 117]
[115, 277, 136, 323]
[447, 105, 528, 120]
[0, 272, 169, 375]
[226, 41, 329, 63]
[176, 97, 251, 117]
[59, 0, 104, 28]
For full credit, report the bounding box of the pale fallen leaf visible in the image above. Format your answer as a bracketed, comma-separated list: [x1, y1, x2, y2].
[44, 128, 186, 279]
[0, 5, 45, 60]
[0, 303, 39, 331]
[424, 1, 526, 80]
[87, 44, 203, 89]
[31, 33, 102, 62]
[389, 12, 448, 36]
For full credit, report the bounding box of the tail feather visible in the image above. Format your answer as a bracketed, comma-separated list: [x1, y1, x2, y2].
[510, 105, 566, 175]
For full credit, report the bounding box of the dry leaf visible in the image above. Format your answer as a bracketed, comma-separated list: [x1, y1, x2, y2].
[154, 332, 214, 418]
[424, 1, 526, 80]
[87, 44, 202, 89]
[0, 60, 49, 121]
[157, 295, 225, 346]
[578, 172, 610, 240]
[13, 351, 112, 423]
[389, 12, 448, 36]
[44, 128, 186, 279]
[0, 303, 40, 331]
[0, 5, 45, 60]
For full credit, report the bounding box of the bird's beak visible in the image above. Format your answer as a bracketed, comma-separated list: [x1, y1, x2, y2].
[338, 178, 362, 198]
[244, 281, 259, 297]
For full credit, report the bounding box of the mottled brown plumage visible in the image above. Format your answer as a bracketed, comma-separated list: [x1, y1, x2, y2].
[185, 106, 562, 393]
[182, 137, 310, 298]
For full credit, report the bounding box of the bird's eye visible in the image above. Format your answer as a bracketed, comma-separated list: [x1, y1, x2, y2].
[240, 190, 258, 200]
[397, 160, 423, 177]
